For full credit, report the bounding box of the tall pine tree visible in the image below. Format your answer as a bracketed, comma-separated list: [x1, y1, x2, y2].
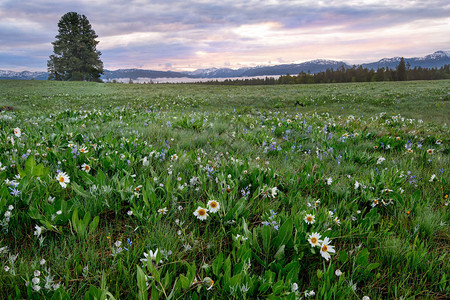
[48, 12, 103, 81]
[396, 57, 407, 81]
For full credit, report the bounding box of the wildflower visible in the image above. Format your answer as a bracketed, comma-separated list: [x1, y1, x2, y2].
[79, 146, 88, 153]
[34, 225, 43, 237]
[56, 172, 70, 188]
[270, 186, 278, 198]
[334, 217, 341, 226]
[141, 249, 161, 264]
[429, 174, 436, 182]
[304, 214, 315, 224]
[320, 237, 336, 261]
[307, 232, 322, 247]
[427, 149, 434, 154]
[207, 200, 220, 213]
[371, 199, 379, 207]
[34, 270, 41, 277]
[4, 266, 10, 272]
[80, 163, 91, 172]
[40, 259, 46, 265]
[335, 269, 343, 276]
[170, 154, 178, 161]
[362, 297, 370, 300]
[14, 128, 21, 138]
[203, 277, 214, 290]
[305, 290, 315, 297]
[327, 177, 333, 185]
[376, 156, 385, 164]
[158, 207, 167, 215]
[193, 207, 209, 221]
[406, 148, 413, 154]
[9, 186, 21, 197]
[436, 139, 442, 145]
[142, 157, 149, 166]
[32, 277, 40, 285]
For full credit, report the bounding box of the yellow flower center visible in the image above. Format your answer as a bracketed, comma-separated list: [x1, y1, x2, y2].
[198, 209, 206, 216]
[210, 202, 217, 208]
[311, 237, 317, 244]
[80, 149, 85, 152]
[307, 216, 313, 222]
[85, 165, 90, 170]
[59, 177, 65, 182]
[322, 245, 328, 252]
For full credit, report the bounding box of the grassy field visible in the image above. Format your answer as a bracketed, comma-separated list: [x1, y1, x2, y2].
[0, 80, 449, 299]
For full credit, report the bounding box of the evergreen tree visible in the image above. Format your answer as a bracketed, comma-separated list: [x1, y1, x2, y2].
[48, 12, 103, 81]
[396, 57, 407, 81]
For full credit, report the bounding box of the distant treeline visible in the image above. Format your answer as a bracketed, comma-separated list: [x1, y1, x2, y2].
[199, 61, 450, 85]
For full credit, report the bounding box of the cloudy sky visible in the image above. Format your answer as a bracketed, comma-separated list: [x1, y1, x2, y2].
[1, 0, 449, 72]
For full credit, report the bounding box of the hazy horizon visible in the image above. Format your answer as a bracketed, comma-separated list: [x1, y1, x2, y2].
[1, 0, 449, 72]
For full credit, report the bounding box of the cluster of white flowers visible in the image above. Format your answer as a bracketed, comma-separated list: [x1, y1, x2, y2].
[307, 232, 336, 261]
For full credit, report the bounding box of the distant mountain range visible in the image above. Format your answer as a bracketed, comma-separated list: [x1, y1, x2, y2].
[0, 70, 48, 80]
[1, 51, 449, 81]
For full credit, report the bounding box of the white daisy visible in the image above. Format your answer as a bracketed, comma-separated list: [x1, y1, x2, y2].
[14, 128, 21, 138]
[80, 163, 91, 172]
[56, 172, 70, 188]
[79, 146, 88, 153]
[376, 156, 385, 164]
[304, 214, 315, 224]
[307, 232, 322, 247]
[207, 200, 220, 213]
[193, 206, 209, 221]
[320, 237, 336, 261]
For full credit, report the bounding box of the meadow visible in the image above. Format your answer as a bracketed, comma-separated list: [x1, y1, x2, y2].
[0, 79, 449, 299]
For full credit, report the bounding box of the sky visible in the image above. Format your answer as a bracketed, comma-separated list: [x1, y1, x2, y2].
[1, 0, 449, 72]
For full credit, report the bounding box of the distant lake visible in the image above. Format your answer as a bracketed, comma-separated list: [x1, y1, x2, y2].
[105, 76, 280, 84]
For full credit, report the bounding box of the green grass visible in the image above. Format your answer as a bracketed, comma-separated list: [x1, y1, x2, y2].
[0, 80, 449, 299]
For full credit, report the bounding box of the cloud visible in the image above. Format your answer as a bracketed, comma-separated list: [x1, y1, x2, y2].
[1, 0, 449, 71]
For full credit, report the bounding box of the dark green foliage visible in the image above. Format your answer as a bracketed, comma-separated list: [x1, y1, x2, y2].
[396, 57, 407, 81]
[48, 12, 103, 82]
[201, 64, 450, 85]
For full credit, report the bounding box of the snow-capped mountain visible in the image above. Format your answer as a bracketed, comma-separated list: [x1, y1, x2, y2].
[1, 50, 449, 80]
[361, 51, 450, 70]
[0, 70, 48, 80]
[186, 67, 252, 78]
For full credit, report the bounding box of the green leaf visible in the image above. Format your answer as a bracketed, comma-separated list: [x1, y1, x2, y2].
[212, 251, 223, 276]
[179, 275, 189, 290]
[89, 216, 99, 235]
[137, 266, 148, 300]
[72, 182, 90, 198]
[367, 262, 379, 271]
[339, 251, 348, 263]
[262, 225, 272, 255]
[151, 282, 159, 300]
[274, 217, 293, 249]
[274, 245, 285, 261]
[28, 206, 43, 220]
[24, 155, 36, 177]
[356, 248, 369, 267]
